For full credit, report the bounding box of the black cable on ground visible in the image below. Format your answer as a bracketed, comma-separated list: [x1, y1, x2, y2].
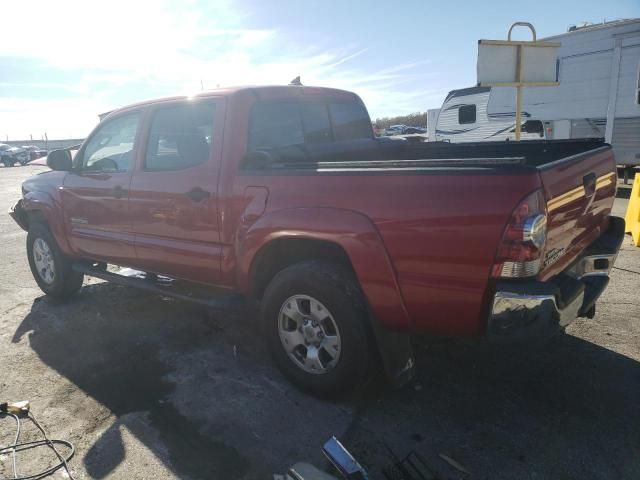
[0, 411, 75, 480]
[4, 413, 19, 478]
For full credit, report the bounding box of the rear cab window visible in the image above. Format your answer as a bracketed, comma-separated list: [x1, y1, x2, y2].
[301, 103, 332, 143]
[328, 102, 372, 141]
[247, 98, 372, 157]
[248, 102, 303, 151]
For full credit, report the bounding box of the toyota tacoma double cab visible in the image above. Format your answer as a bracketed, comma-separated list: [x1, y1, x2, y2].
[10, 85, 624, 396]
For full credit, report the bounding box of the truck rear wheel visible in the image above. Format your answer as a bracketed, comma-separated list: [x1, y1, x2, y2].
[261, 261, 372, 397]
[27, 222, 84, 300]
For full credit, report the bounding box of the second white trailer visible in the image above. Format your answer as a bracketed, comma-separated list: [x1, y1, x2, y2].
[435, 18, 640, 167]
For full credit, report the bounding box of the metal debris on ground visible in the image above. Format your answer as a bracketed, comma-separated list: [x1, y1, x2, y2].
[438, 453, 470, 475]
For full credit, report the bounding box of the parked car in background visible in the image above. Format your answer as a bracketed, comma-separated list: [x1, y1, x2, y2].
[21, 145, 48, 161]
[384, 125, 426, 136]
[384, 124, 406, 136]
[0, 144, 29, 166]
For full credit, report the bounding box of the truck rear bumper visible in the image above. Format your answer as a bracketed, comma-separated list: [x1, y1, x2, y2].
[487, 216, 625, 343]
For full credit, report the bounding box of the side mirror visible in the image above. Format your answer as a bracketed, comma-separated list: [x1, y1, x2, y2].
[47, 149, 73, 171]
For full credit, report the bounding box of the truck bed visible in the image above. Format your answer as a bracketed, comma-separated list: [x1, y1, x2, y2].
[238, 137, 616, 336]
[245, 138, 606, 171]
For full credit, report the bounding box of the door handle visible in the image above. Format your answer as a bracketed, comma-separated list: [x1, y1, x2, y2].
[185, 187, 210, 202]
[112, 185, 127, 199]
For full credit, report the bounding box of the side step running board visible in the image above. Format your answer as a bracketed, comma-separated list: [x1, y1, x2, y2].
[72, 263, 244, 311]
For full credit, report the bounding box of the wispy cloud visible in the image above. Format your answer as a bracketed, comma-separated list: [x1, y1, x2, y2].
[0, 0, 446, 139]
[325, 48, 370, 69]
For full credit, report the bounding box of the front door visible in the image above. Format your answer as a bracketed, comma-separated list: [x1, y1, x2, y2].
[61, 111, 142, 264]
[128, 98, 225, 284]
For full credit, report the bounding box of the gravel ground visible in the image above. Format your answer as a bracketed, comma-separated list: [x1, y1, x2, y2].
[0, 164, 638, 480]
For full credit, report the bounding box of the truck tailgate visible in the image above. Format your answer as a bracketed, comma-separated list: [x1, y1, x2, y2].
[538, 145, 617, 280]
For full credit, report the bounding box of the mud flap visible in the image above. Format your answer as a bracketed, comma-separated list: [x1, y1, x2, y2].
[368, 307, 415, 388]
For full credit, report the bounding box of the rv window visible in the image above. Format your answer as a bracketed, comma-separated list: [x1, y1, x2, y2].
[523, 120, 544, 136]
[458, 105, 476, 124]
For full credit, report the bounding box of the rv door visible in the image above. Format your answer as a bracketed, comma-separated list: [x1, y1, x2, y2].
[553, 120, 571, 139]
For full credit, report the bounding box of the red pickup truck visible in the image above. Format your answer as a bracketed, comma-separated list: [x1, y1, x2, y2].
[10, 85, 624, 396]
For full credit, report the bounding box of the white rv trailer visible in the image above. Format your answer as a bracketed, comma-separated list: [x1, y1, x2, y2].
[435, 18, 640, 167]
[435, 86, 546, 142]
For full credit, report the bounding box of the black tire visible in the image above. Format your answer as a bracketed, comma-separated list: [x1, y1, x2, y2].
[27, 222, 84, 300]
[2, 157, 14, 167]
[261, 260, 372, 397]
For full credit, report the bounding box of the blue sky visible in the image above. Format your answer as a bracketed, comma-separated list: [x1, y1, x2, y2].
[1, 0, 638, 139]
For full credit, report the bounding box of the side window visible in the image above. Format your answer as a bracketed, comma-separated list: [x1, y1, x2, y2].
[301, 103, 332, 143]
[248, 102, 303, 150]
[329, 102, 372, 141]
[81, 113, 140, 171]
[145, 102, 215, 171]
[458, 104, 476, 124]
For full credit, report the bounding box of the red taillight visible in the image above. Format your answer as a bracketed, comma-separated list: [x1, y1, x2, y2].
[491, 189, 547, 278]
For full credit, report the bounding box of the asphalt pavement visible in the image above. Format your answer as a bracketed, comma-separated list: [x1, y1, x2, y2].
[0, 164, 638, 479]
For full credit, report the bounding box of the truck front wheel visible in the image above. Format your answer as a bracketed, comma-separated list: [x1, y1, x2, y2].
[27, 222, 84, 300]
[261, 261, 372, 397]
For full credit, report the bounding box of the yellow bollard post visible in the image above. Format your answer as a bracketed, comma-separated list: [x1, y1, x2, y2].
[624, 175, 640, 247]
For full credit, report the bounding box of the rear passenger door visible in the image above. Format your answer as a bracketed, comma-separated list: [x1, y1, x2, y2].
[128, 98, 225, 284]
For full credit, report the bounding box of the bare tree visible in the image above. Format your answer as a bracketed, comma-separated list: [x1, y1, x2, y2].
[375, 112, 428, 129]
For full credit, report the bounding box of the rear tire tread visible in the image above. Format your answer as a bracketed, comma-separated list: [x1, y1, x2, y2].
[261, 260, 372, 397]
